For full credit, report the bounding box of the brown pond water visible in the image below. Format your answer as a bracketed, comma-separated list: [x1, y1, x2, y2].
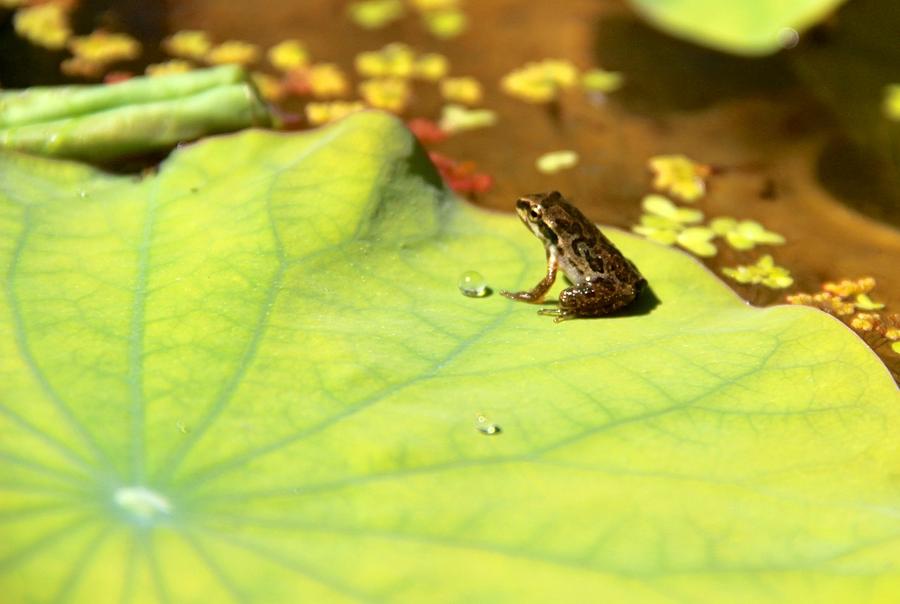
[2, 0, 899, 373]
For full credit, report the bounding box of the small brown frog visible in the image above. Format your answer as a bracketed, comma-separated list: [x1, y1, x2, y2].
[501, 191, 646, 322]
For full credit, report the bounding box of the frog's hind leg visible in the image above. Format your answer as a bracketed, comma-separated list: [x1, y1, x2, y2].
[501, 249, 558, 304]
[557, 279, 639, 319]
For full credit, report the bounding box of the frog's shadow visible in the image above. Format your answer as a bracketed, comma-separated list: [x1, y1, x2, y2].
[539, 284, 661, 318]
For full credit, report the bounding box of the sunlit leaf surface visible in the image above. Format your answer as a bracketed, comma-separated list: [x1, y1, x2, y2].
[0, 112, 898, 603]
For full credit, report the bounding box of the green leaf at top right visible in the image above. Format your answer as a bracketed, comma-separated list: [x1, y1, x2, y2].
[627, 0, 847, 56]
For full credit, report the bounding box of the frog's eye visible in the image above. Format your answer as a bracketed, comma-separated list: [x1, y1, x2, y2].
[528, 207, 541, 221]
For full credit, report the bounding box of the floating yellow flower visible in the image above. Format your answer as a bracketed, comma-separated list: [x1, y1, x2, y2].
[677, 227, 717, 257]
[709, 217, 785, 250]
[798, 278, 884, 312]
[438, 104, 497, 133]
[356, 43, 415, 78]
[414, 53, 449, 81]
[359, 78, 411, 113]
[347, 0, 405, 29]
[309, 63, 350, 98]
[146, 60, 193, 77]
[422, 9, 467, 39]
[647, 154, 711, 202]
[785, 292, 813, 306]
[268, 40, 309, 72]
[848, 312, 899, 343]
[501, 59, 578, 103]
[790, 282, 898, 348]
[162, 30, 211, 60]
[206, 40, 260, 66]
[60, 56, 104, 79]
[635, 197, 717, 256]
[632, 219, 678, 245]
[854, 293, 885, 311]
[409, 0, 459, 9]
[355, 52, 384, 79]
[440, 76, 482, 104]
[536, 150, 579, 174]
[723, 255, 793, 289]
[251, 71, 284, 102]
[14, 3, 72, 50]
[884, 84, 900, 122]
[305, 101, 366, 126]
[884, 324, 900, 342]
[581, 68, 623, 94]
[816, 292, 856, 315]
[851, 313, 878, 331]
[642, 194, 704, 224]
[68, 31, 141, 66]
[631, 195, 708, 254]
[823, 277, 875, 298]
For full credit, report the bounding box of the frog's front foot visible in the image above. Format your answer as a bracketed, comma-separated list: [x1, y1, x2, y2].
[537, 307, 576, 323]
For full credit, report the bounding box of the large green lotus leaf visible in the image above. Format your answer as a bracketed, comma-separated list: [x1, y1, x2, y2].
[1, 112, 898, 603]
[627, 0, 847, 56]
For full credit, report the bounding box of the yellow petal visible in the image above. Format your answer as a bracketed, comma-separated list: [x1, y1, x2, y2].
[581, 68, 623, 93]
[438, 104, 497, 133]
[13, 3, 72, 50]
[884, 84, 900, 122]
[440, 76, 482, 104]
[146, 60, 194, 77]
[347, 0, 405, 29]
[162, 31, 211, 60]
[68, 31, 141, 64]
[676, 227, 717, 257]
[309, 64, 350, 98]
[536, 151, 579, 174]
[60, 56, 105, 79]
[414, 53, 450, 81]
[647, 154, 709, 202]
[359, 78, 411, 113]
[422, 9, 467, 39]
[305, 101, 366, 125]
[268, 40, 309, 72]
[206, 40, 260, 66]
[251, 71, 285, 102]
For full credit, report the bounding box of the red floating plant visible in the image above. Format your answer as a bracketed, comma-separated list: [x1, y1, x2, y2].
[103, 71, 134, 84]
[429, 152, 493, 195]
[407, 118, 447, 144]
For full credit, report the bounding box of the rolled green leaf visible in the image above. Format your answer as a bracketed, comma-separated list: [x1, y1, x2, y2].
[0, 65, 247, 128]
[0, 66, 273, 160]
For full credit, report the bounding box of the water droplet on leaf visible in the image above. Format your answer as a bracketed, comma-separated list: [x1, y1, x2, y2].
[458, 271, 488, 298]
[475, 413, 501, 435]
[114, 485, 172, 524]
[777, 27, 799, 49]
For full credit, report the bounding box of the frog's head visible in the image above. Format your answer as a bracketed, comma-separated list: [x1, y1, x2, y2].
[515, 191, 569, 246]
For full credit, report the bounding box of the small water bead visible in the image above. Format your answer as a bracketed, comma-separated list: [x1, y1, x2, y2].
[777, 27, 799, 49]
[458, 270, 488, 298]
[114, 485, 172, 524]
[475, 413, 501, 435]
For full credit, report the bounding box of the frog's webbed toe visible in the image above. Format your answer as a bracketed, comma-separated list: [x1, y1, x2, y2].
[537, 307, 576, 323]
[500, 289, 546, 303]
